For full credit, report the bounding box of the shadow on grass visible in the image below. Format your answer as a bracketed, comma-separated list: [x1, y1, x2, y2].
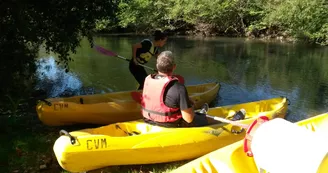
[0, 111, 101, 173]
[1, 113, 59, 172]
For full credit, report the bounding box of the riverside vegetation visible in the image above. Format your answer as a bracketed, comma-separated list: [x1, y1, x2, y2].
[97, 0, 328, 46]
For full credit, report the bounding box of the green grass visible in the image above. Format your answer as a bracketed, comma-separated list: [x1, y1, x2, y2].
[1, 112, 190, 173]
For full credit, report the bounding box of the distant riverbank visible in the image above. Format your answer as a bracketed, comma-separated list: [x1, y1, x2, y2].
[95, 29, 296, 45]
[95, 0, 327, 46]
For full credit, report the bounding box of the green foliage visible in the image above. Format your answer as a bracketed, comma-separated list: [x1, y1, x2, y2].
[117, 0, 177, 32]
[96, 19, 116, 32]
[259, 0, 328, 44]
[115, 0, 271, 35]
[0, 0, 118, 102]
[113, 0, 327, 44]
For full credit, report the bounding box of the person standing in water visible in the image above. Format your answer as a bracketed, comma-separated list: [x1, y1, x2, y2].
[129, 30, 168, 90]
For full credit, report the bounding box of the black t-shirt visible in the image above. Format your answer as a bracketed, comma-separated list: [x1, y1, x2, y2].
[163, 80, 193, 110]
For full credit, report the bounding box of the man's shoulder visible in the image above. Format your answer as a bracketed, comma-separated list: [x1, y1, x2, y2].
[167, 80, 186, 92]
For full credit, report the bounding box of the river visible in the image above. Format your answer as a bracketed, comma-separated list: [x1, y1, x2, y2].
[36, 35, 328, 123]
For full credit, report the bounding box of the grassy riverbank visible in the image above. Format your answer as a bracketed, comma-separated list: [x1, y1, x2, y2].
[2, 108, 189, 173]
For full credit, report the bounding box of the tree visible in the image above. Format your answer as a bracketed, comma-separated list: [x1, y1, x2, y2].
[0, 0, 118, 103]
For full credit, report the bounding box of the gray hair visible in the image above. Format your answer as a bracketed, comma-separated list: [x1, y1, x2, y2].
[156, 51, 175, 73]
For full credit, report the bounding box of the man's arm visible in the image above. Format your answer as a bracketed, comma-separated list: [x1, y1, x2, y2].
[181, 107, 194, 123]
[179, 84, 195, 123]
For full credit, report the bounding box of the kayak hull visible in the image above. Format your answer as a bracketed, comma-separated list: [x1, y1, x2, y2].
[37, 82, 220, 126]
[171, 112, 328, 173]
[53, 97, 288, 172]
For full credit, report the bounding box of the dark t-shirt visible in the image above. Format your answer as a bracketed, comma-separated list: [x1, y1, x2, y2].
[163, 81, 209, 127]
[163, 80, 193, 110]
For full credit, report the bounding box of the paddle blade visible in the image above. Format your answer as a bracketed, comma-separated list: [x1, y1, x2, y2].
[94, 45, 117, 57]
[131, 91, 142, 104]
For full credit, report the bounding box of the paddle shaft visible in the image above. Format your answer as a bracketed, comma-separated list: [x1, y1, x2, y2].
[95, 45, 157, 72]
[206, 114, 249, 129]
[120, 55, 157, 72]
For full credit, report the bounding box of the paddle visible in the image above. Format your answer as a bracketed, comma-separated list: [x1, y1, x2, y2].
[94, 45, 157, 72]
[199, 103, 250, 129]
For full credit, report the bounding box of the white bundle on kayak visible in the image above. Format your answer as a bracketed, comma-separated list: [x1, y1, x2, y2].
[250, 118, 328, 173]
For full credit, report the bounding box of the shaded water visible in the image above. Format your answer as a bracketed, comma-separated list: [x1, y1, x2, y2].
[37, 36, 328, 122]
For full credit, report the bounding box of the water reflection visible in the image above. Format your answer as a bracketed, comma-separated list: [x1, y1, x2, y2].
[35, 57, 82, 97]
[35, 57, 108, 97]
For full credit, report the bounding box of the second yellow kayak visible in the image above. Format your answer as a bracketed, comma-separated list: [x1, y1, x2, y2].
[37, 82, 220, 126]
[171, 112, 328, 173]
[53, 97, 288, 172]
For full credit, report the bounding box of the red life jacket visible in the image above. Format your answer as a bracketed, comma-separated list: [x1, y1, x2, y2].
[141, 74, 183, 123]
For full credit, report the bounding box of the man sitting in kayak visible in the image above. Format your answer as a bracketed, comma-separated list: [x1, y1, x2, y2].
[141, 51, 208, 127]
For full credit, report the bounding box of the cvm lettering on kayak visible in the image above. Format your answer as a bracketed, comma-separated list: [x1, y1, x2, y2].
[86, 138, 107, 150]
[54, 103, 68, 111]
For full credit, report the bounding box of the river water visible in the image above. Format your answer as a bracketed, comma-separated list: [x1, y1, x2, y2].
[36, 35, 328, 122]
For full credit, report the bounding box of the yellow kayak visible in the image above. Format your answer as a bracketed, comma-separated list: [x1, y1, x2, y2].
[36, 82, 220, 126]
[53, 97, 288, 172]
[171, 112, 328, 173]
